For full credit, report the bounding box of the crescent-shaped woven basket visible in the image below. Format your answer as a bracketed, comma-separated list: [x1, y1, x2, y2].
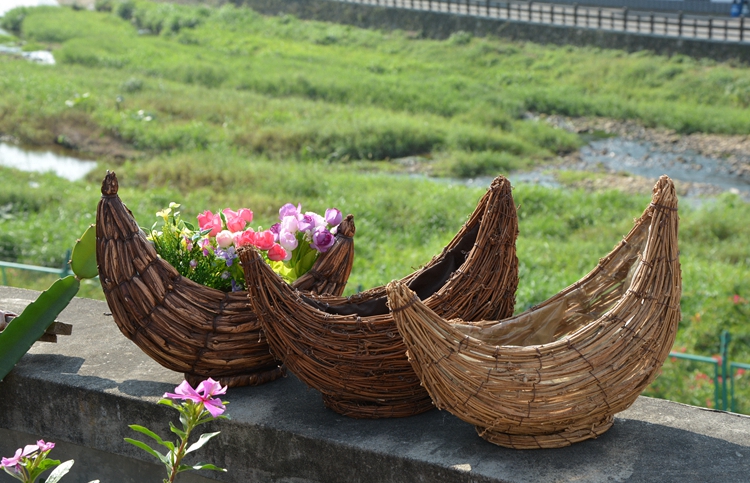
[96, 171, 356, 388]
[239, 175, 519, 418]
[386, 175, 681, 449]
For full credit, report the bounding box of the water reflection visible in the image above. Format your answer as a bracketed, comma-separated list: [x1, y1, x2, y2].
[0, 0, 58, 17]
[0, 142, 97, 181]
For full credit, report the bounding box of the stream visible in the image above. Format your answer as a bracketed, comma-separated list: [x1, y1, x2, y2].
[2, 135, 750, 200]
[0, 142, 97, 181]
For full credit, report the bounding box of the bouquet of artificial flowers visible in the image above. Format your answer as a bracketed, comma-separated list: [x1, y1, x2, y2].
[148, 202, 342, 292]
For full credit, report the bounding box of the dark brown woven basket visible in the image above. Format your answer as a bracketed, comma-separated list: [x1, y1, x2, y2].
[239, 175, 519, 418]
[387, 175, 681, 449]
[96, 172, 355, 388]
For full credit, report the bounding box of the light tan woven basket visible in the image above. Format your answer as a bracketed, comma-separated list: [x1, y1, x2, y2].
[387, 175, 681, 448]
[96, 172, 355, 388]
[240, 175, 519, 418]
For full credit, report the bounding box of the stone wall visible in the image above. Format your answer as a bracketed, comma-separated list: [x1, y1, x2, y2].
[240, 0, 750, 62]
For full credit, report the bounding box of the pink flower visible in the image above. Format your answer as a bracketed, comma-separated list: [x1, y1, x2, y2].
[1, 444, 38, 471]
[36, 440, 54, 453]
[267, 244, 287, 262]
[164, 378, 228, 418]
[216, 230, 234, 248]
[234, 229, 256, 247]
[325, 208, 342, 227]
[197, 211, 222, 237]
[223, 208, 253, 232]
[254, 230, 275, 250]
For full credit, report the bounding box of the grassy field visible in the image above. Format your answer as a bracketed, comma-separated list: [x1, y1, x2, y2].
[1, 0, 750, 412]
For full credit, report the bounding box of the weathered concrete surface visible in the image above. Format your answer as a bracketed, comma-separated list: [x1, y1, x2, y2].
[240, 0, 750, 63]
[1, 286, 749, 483]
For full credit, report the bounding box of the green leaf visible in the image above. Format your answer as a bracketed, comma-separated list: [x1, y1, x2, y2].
[129, 425, 174, 450]
[124, 438, 169, 465]
[70, 224, 98, 279]
[169, 421, 187, 439]
[36, 458, 61, 471]
[44, 460, 74, 483]
[0, 276, 80, 381]
[185, 432, 220, 455]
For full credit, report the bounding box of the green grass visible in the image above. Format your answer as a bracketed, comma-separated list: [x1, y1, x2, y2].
[2, 1, 750, 413]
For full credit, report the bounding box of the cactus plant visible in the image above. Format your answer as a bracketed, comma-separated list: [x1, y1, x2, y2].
[0, 224, 97, 381]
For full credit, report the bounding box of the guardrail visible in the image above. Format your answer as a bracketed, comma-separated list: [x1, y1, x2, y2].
[669, 330, 749, 412]
[338, 0, 750, 43]
[0, 249, 71, 286]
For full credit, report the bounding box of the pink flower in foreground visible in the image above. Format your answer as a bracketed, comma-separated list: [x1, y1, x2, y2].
[164, 378, 227, 418]
[1, 444, 38, 471]
[197, 210, 222, 237]
[223, 208, 253, 232]
[254, 230, 275, 250]
[267, 244, 287, 262]
[234, 229, 256, 247]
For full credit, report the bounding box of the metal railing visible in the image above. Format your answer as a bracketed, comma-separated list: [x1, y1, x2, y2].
[669, 330, 749, 412]
[338, 0, 750, 43]
[0, 249, 71, 286]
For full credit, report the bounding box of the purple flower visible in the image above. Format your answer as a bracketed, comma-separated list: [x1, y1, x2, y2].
[231, 280, 242, 292]
[189, 259, 198, 269]
[325, 208, 342, 227]
[220, 271, 230, 280]
[278, 230, 298, 251]
[269, 223, 281, 242]
[182, 236, 193, 252]
[200, 238, 212, 257]
[279, 203, 301, 220]
[311, 227, 335, 253]
[305, 211, 327, 230]
[214, 247, 237, 267]
[1, 444, 38, 472]
[280, 215, 299, 234]
[297, 214, 315, 233]
[163, 378, 228, 418]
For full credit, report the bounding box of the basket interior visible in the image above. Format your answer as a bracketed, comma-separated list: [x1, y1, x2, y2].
[453, 221, 649, 347]
[302, 223, 480, 317]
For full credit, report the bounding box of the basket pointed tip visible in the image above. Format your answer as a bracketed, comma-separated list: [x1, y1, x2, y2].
[337, 214, 355, 238]
[101, 171, 119, 196]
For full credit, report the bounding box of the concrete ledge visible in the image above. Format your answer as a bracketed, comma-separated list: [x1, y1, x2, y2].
[241, 0, 750, 63]
[1, 286, 749, 483]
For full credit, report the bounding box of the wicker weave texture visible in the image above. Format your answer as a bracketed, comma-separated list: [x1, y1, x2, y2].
[240, 176, 519, 418]
[95, 172, 355, 388]
[387, 175, 681, 448]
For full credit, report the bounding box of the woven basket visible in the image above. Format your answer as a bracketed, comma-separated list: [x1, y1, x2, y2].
[239, 175, 519, 418]
[386, 175, 681, 449]
[96, 172, 355, 388]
